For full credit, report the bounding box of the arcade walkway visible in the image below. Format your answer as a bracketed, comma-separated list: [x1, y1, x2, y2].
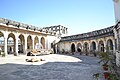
[0, 54, 104, 80]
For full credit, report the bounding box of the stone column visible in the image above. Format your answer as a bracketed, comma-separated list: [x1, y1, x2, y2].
[96, 41, 99, 52]
[38, 36, 41, 44]
[44, 37, 47, 49]
[113, 39, 116, 52]
[81, 43, 83, 52]
[15, 35, 18, 56]
[4, 36, 8, 56]
[24, 35, 27, 54]
[44, 37, 46, 49]
[104, 39, 107, 52]
[38, 36, 42, 49]
[55, 44, 57, 53]
[116, 51, 120, 67]
[32, 35, 35, 49]
[88, 41, 91, 51]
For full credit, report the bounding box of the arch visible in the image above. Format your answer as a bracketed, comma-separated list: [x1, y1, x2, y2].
[41, 37, 45, 49]
[77, 43, 82, 52]
[27, 35, 32, 49]
[71, 43, 75, 52]
[98, 40, 104, 52]
[0, 31, 4, 52]
[83, 42, 89, 52]
[7, 33, 15, 54]
[18, 34, 25, 53]
[34, 36, 39, 49]
[107, 39, 113, 51]
[0, 31, 4, 37]
[91, 41, 96, 51]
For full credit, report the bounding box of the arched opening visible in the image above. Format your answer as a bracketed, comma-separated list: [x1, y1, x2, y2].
[34, 36, 39, 49]
[41, 37, 45, 49]
[77, 43, 82, 52]
[18, 34, 25, 53]
[91, 41, 96, 51]
[98, 40, 104, 52]
[83, 42, 89, 53]
[71, 43, 75, 52]
[27, 35, 32, 49]
[0, 31, 4, 52]
[107, 39, 113, 51]
[7, 33, 15, 54]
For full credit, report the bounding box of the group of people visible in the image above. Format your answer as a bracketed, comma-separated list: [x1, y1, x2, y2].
[26, 49, 45, 62]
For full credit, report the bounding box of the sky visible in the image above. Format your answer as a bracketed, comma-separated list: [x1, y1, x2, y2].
[0, 0, 115, 35]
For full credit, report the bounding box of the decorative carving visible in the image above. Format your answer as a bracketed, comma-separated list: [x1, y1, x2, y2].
[20, 23, 27, 28]
[8, 20, 19, 27]
[0, 18, 8, 24]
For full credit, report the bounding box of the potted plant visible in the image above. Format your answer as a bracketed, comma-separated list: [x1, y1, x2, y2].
[102, 64, 109, 71]
[93, 73, 100, 80]
[98, 50, 112, 71]
[108, 73, 118, 80]
[103, 71, 110, 79]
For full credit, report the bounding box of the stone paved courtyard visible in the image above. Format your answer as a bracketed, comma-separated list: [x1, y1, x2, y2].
[0, 54, 104, 80]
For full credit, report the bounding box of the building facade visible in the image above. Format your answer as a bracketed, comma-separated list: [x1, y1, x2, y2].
[57, 0, 120, 67]
[57, 26, 115, 54]
[0, 18, 68, 56]
[0, 0, 120, 67]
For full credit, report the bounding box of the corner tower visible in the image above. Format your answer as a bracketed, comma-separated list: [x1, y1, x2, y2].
[113, 0, 120, 23]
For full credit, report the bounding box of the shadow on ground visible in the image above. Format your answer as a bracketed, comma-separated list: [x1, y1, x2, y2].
[0, 54, 104, 80]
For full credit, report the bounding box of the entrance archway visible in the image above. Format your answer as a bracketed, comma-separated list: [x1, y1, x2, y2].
[107, 39, 113, 51]
[91, 41, 96, 51]
[0, 31, 4, 52]
[83, 42, 89, 53]
[77, 43, 82, 52]
[18, 34, 25, 53]
[98, 40, 104, 52]
[41, 37, 45, 49]
[71, 43, 75, 52]
[7, 33, 15, 54]
[27, 35, 32, 49]
[34, 36, 39, 49]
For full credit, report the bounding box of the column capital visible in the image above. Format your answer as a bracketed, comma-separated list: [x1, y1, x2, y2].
[31, 35, 35, 40]
[4, 35, 8, 39]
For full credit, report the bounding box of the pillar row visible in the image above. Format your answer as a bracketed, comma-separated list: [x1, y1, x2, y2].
[32, 35, 35, 49]
[15, 36, 18, 55]
[4, 36, 8, 56]
[24, 35, 28, 54]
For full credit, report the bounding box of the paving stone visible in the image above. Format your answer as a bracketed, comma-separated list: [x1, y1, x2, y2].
[0, 54, 104, 80]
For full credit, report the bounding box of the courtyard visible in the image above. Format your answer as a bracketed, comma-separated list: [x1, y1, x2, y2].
[0, 54, 104, 80]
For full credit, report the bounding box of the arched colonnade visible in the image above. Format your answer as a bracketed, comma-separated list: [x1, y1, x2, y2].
[0, 30, 46, 55]
[64, 37, 115, 54]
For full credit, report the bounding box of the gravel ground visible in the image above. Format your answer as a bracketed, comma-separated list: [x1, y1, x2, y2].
[0, 54, 104, 80]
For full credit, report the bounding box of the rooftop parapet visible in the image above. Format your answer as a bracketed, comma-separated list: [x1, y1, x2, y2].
[0, 17, 64, 36]
[61, 26, 114, 41]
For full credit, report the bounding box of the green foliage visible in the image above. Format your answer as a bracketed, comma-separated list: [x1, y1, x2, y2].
[93, 73, 100, 80]
[98, 47, 113, 66]
[108, 73, 118, 80]
[93, 47, 118, 80]
[1, 52, 5, 57]
[98, 51, 112, 65]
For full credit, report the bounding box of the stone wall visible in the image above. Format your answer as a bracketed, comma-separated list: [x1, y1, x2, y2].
[58, 26, 115, 54]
